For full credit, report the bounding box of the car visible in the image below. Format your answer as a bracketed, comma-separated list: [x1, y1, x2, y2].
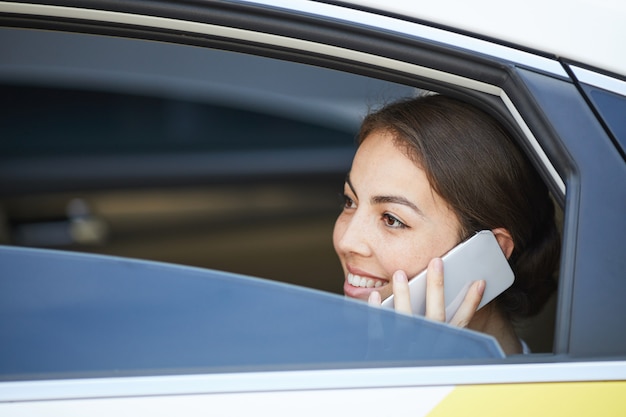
[1, 0, 625, 414]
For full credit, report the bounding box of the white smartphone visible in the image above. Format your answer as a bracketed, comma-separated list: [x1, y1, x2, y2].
[380, 230, 514, 322]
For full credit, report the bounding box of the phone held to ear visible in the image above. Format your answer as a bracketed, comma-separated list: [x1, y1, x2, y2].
[380, 230, 514, 322]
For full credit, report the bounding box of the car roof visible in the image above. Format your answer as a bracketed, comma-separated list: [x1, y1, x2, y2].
[318, 0, 626, 77]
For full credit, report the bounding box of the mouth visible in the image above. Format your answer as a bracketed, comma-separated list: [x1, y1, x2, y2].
[347, 272, 386, 288]
[343, 266, 391, 300]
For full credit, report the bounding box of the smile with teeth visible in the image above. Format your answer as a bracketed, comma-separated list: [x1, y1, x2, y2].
[347, 273, 387, 288]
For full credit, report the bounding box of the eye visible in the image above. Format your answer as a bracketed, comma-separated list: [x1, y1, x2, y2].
[382, 213, 407, 229]
[339, 193, 356, 210]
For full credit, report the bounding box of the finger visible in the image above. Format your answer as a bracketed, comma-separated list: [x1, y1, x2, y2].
[425, 258, 446, 322]
[368, 290, 382, 307]
[449, 280, 485, 328]
[392, 270, 412, 315]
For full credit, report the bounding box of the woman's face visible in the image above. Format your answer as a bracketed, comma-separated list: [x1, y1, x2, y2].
[333, 130, 463, 301]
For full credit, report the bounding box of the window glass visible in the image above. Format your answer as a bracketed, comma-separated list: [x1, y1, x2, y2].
[580, 84, 626, 158]
[0, 246, 504, 381]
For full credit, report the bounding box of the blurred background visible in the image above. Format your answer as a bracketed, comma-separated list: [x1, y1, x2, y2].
[0, 27, 415, 294]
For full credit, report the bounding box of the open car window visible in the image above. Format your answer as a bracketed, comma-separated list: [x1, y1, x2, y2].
[0, 26, 413, 296]
[1, 22, 561, 361]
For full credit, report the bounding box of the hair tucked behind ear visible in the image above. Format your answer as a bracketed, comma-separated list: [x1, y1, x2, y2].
[359, 94, 560, 318]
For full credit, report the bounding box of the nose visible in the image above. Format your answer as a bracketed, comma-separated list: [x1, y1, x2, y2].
[334, 210, 372, 257]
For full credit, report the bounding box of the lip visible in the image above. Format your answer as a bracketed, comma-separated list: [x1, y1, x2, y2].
[343, 265, 389, 300]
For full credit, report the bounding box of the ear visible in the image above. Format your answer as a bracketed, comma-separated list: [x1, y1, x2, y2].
[491, 227, 515, 259]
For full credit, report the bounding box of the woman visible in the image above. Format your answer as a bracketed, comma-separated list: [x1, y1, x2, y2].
[333, 94, 560, 354]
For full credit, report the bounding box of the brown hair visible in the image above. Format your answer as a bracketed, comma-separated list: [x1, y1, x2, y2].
[358, 94, 560, 318]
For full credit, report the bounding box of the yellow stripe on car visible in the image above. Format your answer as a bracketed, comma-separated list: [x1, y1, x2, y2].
[428, 381, 626, 416]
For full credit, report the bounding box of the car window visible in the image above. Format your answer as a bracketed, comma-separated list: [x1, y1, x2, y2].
[0, 16, 590, 362]
[0, 26, 413, 296]
[578, 84, 626, 158]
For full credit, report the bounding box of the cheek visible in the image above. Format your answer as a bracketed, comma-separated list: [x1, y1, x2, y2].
[378, 231, 452, 278]
[378, 238, 426, 276]
[332, 214, 346, 253]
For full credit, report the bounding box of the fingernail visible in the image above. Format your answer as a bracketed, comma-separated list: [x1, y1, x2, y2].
[393, 270, 407, 283]
[368, 290, 381, 306]
[476, 279, 486, 295]
[431, 257, 443, 272]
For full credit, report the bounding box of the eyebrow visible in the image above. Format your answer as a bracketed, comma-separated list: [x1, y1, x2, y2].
[345, 174, 424, 216]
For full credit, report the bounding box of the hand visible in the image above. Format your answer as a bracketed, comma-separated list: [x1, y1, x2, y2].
[368, 257, 486, 328]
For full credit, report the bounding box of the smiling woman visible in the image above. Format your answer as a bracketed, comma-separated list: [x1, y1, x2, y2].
[334, 94, 561, 355]
[335, 129, 461, 300]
